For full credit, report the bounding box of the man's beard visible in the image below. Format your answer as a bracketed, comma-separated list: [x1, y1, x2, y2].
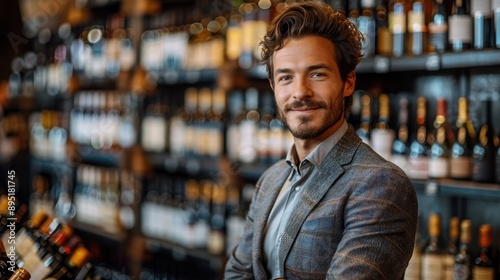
[278, 96, 344, 140]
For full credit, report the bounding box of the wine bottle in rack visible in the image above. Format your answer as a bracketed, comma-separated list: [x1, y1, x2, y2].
[1, 237, 16, 280]
[494, 0, 500, 48]
[392, 97, 410, 174]
[407, 0, 426, 55]
[376, 0, 392, 55]
[421, 213, 445, 280]
[453, 219, 473, 280]
[358, 0, 377, 57]
[8, 268, 30, 280]
[428, 98, 452, 179]
[450, 97, 475, 180]
[444, 217, 459, 280]
[448, 0, 472, 52]
[471, 0, 492, 49]
[408, 96, 429, 180]
[356, 94, 372, 146]
[472, 224, 497, 280]
[471, 100, 497, 183]
[428, 0, 448, 52]
[371, 94, 395, 160]
[388, 0, 407, 57]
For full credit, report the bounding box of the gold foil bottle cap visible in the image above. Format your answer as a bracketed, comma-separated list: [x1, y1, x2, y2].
[29, 210, 48, 228]
[69, 246, 92, 269]
[428, 213, 441, 238]
[479, 224, 493, 248]
[8, 268, 31, 280]
[460, 219, 472, 244]
[449, 217, 460, 239]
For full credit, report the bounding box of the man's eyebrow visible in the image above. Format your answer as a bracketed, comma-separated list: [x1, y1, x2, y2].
[274, 64, 332, 77]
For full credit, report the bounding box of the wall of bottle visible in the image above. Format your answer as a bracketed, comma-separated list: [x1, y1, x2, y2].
[2, 0, 500, 279]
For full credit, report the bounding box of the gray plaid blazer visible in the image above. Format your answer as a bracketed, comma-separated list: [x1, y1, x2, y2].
[225, 126, 418, 280]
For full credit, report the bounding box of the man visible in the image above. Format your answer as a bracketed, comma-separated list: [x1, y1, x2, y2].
[224, 2, 418, 279]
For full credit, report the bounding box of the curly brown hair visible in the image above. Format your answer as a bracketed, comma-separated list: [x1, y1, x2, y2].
[260, 1, 363, 111]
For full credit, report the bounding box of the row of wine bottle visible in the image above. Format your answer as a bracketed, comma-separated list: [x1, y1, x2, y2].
[406, 214, 500, 280]
[0, 196, 142, 280]
[352, 93, 500, 184]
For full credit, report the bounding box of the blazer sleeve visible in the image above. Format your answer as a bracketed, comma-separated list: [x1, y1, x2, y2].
[327, 163, 418, 280]
[224, 168, 268, 279]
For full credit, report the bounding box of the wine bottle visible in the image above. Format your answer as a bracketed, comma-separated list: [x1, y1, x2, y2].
[453, 219, 473, 280]
[376, 0, 392, 55]
[392, 97, 410, 174]
[428, 98, 452, 179]
[1, 238, 15, 280]
[408, 97, 429, 180]
[358, 0, 377, 57]
[239, 88, 260, 164]
[421, 213, 445, 279]
[471, 100, 497, 183]
[448, 0, 472, 52]
[141, 97, 168, 153]
[407, 0, 427, 55]
[226, 14, 243, 62]
[428, 0, 448, 52]
[388, 0, 407, 57]
[239, 3, 257, 69]
[450, 97, 475, 180]
[7, 268, 30, 280]
[226, 90, 245, 161]
[472, 224, 497, 280]
[494, 0, 500, 48]
[444, 217, 459, 280]
[356, 94, 372, 146]
[208, 184, 226, 255]
[371, 94, 395, 160]
[471, 0, 492, 49]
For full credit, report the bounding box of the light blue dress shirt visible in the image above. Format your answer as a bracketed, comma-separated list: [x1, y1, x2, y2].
[263, 120, 348, 278]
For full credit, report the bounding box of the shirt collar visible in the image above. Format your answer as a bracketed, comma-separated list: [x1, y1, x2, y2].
[285, 120, 348, 170]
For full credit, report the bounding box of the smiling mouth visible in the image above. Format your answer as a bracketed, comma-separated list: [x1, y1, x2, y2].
[290, 107, 320, 112]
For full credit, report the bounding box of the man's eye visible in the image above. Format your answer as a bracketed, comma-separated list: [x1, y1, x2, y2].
[311, 72, 326, 78]
[278, 75, 292, 82]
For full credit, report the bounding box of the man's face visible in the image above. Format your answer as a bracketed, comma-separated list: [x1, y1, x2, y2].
[271, 35, 355, 141]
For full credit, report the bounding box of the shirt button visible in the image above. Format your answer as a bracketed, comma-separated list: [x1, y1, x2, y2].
[295, 186, 300, 191]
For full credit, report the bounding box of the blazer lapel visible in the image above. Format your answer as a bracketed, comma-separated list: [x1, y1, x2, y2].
[276, 126, 361, 276]
[252, 161, 291, 279]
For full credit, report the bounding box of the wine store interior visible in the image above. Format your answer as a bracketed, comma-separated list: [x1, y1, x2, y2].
[1, 0, 500, 279]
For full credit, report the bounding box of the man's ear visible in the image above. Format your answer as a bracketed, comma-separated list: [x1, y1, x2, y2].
[343, 71, 356, 97]
[269, 78, 274, 91]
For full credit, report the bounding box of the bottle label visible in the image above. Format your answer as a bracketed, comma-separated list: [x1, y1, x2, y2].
[428, 158, 449, 178]
[389, 13, 406, 33]
[448, 15, 473, 43]
[443, 254, 454, 280]
[408, 157, 429, 179]
[472, 159, 494, 182]
[472, 266, 495, 280]
[450, 157, 472, 179]
[453, 263, 471, 280]
[422, 254, 444, 280]
[371, 129, 395, 160]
